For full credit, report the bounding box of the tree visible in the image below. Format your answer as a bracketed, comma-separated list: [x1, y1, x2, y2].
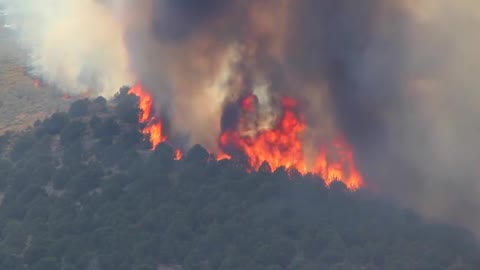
[10, 134, 35, 161]
[0, 87, 478, 270]
[2, 220, 28, 255]
[0, 133, 10, 154]
[102, 117, 121, 137]
[60, 121, 86, 145]
[114, 88, 140, 124]
[67, 162, 104, 198]
[68, 99, 90, 118]
[62, 141, 84, 166]
[31, 257, 60, 270]
[185, 144, 209, 164]
[89, 115, 102, 132]
[0, 159, 13, 188]
[256, 238, 296, 267]
[43, 112, 69, 135]
[119, 128, 143, 148]
[93, 96, 108, 112]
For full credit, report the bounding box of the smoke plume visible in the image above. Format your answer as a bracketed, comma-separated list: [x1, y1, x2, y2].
[1, 0, 134, 95]
[4, 0, 480, 233]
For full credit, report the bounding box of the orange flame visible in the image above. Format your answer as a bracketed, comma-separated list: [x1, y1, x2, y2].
[143, 119, 167, 149]
[128, 83, 167, 149]
[219, 95, 363, 190]
[174, 149, 184, 160]
[220, 97, 308, 173]
[216, 151, 232, 160]
[313, 139, 363, 190]
[128, 85, 363, 189]
[128, 83, 153, 123]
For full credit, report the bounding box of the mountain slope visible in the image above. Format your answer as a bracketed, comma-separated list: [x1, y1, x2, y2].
[0, 28, 70, 134]
[0, 90, 478, 270]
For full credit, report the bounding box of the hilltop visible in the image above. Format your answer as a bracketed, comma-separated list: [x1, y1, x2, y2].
[0, 89, 478, 270]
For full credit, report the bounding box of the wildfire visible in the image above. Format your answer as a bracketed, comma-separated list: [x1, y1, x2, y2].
[216, 151, 232, 160]
[128, 83, 167, 149]
[313, 139, 363, 190]
[128, 84, 363, 190]
[220, 97, 308, 173]
[219, 95, 363, 190]
[128, 84, 153, 123]
[174, 149, 183, 160]
[143, 119, 167, 149]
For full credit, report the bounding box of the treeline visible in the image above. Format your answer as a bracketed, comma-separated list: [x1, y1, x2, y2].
[0, 90, 478, 270]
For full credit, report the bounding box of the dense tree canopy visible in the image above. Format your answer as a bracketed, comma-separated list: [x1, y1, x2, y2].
[0, 93, 477, 270]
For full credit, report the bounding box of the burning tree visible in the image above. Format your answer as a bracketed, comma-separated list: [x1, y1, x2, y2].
[128, 83, 363, 190]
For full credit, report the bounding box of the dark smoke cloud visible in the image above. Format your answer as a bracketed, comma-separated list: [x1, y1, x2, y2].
[151, 0, 231, 41]
[284, 1, 413, 184]
[285, 1, 404, 139]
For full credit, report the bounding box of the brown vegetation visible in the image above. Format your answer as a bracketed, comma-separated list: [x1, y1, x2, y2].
[0, 28, 69, 134]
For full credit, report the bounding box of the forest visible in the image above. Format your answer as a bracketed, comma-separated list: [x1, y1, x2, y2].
[0, 89, 478, 270]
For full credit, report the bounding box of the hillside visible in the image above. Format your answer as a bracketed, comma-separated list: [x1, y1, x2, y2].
[0, 89, 478, 270]
[0, 27, 70, 134]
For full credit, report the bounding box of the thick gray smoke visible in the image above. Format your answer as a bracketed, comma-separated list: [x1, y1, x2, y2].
[4, 0, 480, 233]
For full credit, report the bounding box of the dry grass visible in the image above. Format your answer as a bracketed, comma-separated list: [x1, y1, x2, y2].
[0, 27, 70, 134]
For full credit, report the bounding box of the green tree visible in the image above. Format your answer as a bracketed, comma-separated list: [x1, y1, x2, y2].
[93, 96, 108, 112]
[114, 88, 140, 124]
[0, 87, 478, 270]
[1, 220, 28, 255]
[60, 121, 86, 145]
[68, 99, 90, 118]
[10, 134, 35, 161]
[31, 257, 60, 270]
[43, 112, 69, 135]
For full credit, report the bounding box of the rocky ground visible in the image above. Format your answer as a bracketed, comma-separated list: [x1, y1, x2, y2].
[0, 24, 70, 134]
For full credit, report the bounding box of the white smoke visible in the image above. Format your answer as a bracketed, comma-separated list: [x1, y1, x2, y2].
[396, 0, 480, 231]
[1, 0, 134, 96]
